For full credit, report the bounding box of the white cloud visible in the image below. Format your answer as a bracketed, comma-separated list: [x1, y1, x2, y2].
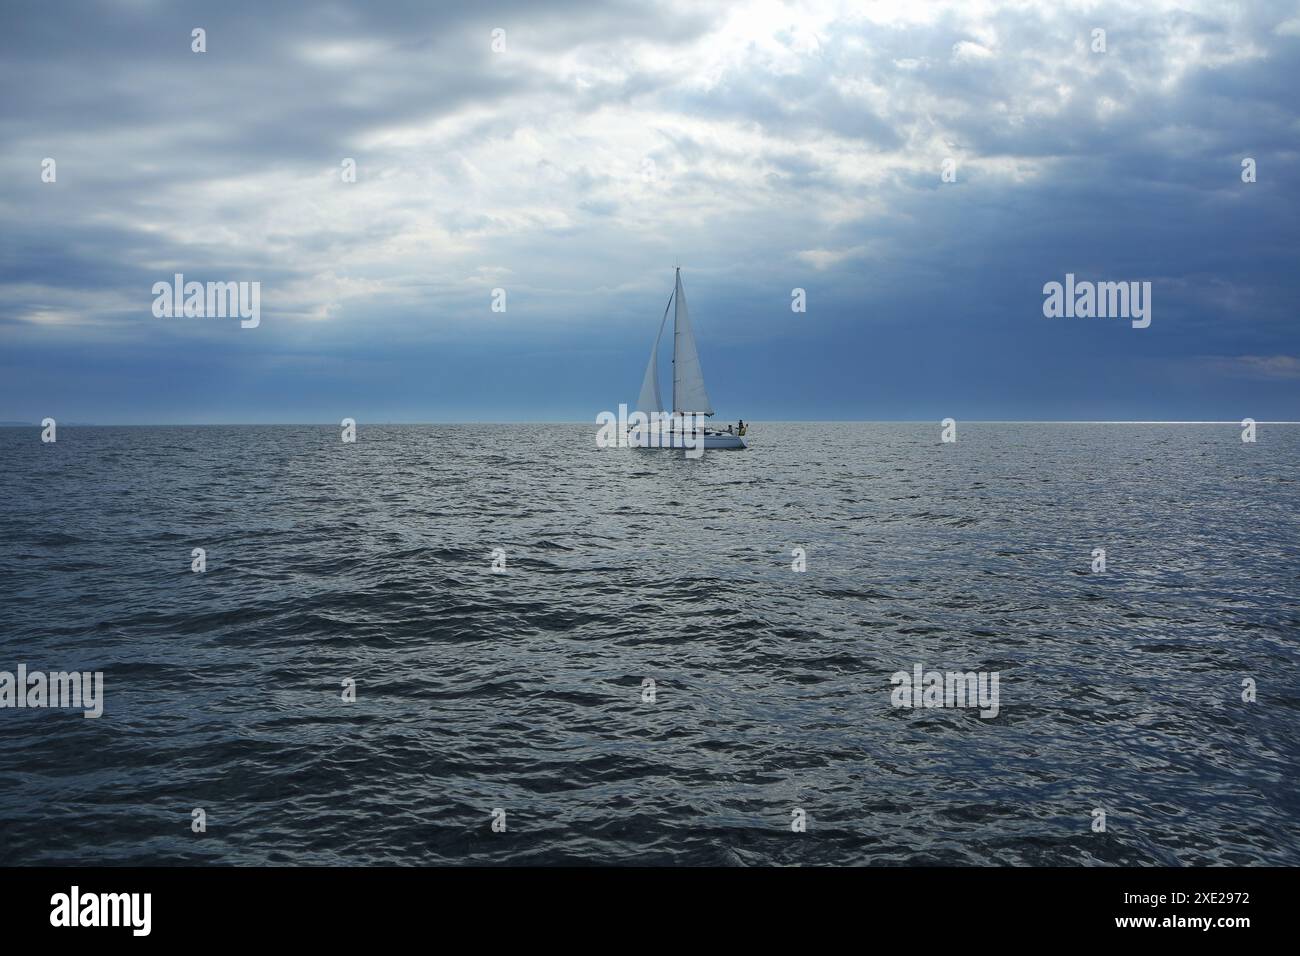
[1, 0, 1294, 341]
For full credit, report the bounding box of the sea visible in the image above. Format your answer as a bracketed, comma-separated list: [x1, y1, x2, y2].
[1, 422, 1297, 865]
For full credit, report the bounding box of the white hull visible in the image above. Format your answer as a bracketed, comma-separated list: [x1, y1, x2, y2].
[628, 430, 747, 450]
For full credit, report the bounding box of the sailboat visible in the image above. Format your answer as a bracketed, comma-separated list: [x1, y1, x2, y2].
[632, 268, 747, 450]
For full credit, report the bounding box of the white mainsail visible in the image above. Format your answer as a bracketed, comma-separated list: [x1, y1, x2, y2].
[671, 268, 713, 416]
[636, 291, 673, 416]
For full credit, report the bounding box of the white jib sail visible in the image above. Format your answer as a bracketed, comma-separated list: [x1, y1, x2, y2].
[636, 290, 673, 416]
[672, 268, 713, 416]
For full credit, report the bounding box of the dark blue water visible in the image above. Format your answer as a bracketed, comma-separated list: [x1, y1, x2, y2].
[1, 423, 1297, 865]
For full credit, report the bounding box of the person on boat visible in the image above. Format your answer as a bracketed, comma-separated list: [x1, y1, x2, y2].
[737, 420, 747, 436]
[726, 424, 734, 435]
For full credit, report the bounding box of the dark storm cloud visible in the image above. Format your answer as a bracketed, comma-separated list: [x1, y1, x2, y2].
[0, 0, 1297, 422]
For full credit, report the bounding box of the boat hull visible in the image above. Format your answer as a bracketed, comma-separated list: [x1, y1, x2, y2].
[628, 431, 747, 450]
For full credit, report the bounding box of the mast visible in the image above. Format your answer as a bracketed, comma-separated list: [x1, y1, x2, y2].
[671, 269, 677, 416]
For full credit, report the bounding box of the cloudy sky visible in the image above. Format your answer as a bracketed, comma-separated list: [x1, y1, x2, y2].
[2, 0, 1297, 423]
